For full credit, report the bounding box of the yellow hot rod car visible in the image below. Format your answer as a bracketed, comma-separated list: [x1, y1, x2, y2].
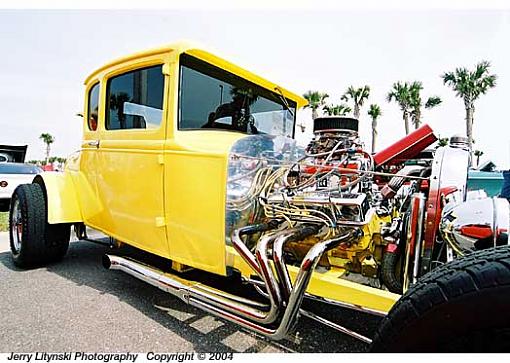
[9, 42, 510, 352]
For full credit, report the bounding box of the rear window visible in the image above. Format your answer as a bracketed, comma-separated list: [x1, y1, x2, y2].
[0, 163, 41, 174]
[106, 65, 165, 130]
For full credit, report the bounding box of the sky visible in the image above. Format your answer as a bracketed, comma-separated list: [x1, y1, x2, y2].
[1, 7, 510, 167]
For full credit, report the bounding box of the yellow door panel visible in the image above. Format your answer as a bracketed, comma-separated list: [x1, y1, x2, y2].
[96, 140, 167, 257]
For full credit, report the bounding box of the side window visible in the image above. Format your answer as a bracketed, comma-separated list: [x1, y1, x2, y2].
[87, 83, 100, 131]
[106, 65, 164, 130]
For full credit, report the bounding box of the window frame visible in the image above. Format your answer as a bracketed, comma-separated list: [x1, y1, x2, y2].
[104, 64, 166, 132]
[86, 82, 100, 132]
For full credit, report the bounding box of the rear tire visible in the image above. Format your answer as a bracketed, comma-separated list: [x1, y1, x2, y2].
[371, 245, 510, 352]
[9, 183, 70, 268]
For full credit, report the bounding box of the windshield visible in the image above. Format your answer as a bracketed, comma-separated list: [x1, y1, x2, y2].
[178, 54, 296, 138]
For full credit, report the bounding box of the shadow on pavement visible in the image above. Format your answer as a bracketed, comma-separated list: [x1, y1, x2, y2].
[0, 240, 381, 352]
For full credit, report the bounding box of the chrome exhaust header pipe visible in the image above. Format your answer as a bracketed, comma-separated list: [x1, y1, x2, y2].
[190, 231, 356, 340]
[104, 253, 275, 317]
[273, 225, 320, 302]
[232, 225, 285, 324]
[103, 222, 292, 327]
[233, 223, 319, 317]
[103, 254, 189, 299]
[103, 227, 358, 342]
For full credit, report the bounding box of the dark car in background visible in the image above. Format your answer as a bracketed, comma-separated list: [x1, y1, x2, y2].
[0, 145, 27, 163]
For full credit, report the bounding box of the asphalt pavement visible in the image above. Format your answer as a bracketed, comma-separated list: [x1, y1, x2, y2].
[0, 231, 380, 353]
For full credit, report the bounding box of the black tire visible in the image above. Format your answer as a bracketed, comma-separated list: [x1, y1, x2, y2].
[371, 245, 510, 352]
[380, 250, 403, 294]
[9, 183, 70, 268]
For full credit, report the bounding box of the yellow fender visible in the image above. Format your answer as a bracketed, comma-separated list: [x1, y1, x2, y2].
[34, 172, 83, 224]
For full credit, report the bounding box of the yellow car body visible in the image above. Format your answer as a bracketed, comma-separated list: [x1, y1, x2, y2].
[38, 42, 399, 314]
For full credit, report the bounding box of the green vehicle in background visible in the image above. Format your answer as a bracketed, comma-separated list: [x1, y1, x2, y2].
[468, 169, 503, 197]
[407, 152, 505, 197]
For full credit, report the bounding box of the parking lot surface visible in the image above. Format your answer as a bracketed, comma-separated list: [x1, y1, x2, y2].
[0, 232, 380, 353]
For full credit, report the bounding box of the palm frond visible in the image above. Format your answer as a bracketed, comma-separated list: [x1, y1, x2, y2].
[358, 85, 371, 106]
[437, 137, 449, 147]
[441, 71, 456, 85]
[474, 61, 491, 79]
[303, 90, 329, 110]
[323, 103, 351, 116]
[387, 82, 411, 109]
[343, 85, 370, 106]
[442, 61, 496, 102]
[367, 104, 382, 119]
[425, 96, 442, 109]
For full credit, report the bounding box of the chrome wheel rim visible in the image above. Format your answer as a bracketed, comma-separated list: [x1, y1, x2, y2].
[11, 198, 23, 253]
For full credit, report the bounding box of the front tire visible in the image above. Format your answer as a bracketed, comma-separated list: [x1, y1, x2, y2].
[371, 245, 510, 352]
[9, 183, 70, 268]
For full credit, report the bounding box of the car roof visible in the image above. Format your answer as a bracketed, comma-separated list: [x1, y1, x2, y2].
[84, 41, 308, 109]
[0, 162, 42, 174]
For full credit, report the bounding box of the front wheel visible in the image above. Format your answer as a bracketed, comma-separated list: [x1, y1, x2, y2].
[371, 245, 510, 352]
[9, 183, 70, 268]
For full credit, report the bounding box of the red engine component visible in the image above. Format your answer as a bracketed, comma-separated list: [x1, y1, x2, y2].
[374, 124, 437, 167]
[460, 225, 493, 240]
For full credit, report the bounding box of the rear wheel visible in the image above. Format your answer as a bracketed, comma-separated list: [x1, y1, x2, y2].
[371, 245, 510, 352]
[9, 183, 70, 268]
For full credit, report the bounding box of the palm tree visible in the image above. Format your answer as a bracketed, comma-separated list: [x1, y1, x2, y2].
[323, 104, 352, 116]
[409, 82, 442, 129]
[303, 91, 329, 120]
[341, 85, 370, 119]
[442, 61, 497, 151]
[436, 137, 449, 148]
[39, 133, 55, 164]
[387, 82, 413, 135]
[474, 150, 484, 167]
[367, 104, 382, 153]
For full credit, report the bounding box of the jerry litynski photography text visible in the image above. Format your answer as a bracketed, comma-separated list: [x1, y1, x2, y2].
[6, 352, 141, 363]
[4, 352, 209, 363]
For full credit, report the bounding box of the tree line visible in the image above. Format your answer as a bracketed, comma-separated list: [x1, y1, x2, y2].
[302, 61, 497, 162]
[27, 133, 66, 167]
